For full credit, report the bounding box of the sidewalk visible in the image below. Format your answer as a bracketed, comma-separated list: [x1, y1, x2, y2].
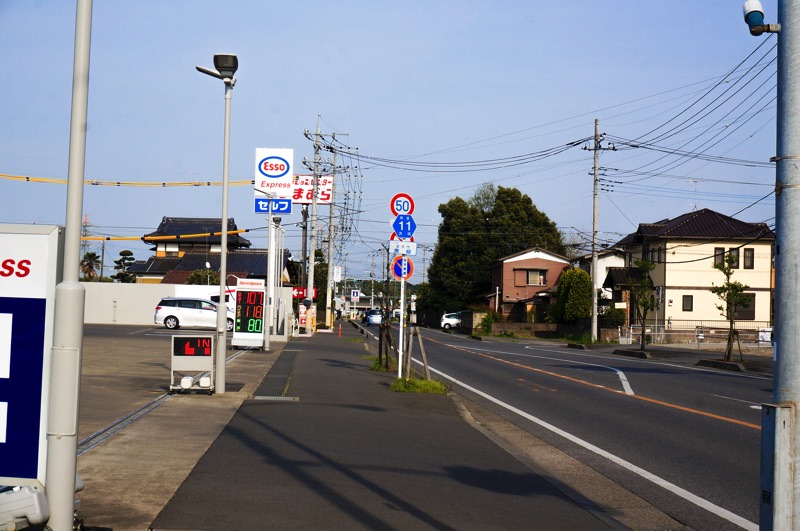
[76, 323, 681, 530]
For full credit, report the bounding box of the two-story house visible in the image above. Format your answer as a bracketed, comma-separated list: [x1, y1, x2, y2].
[606, 208, 774, 330]
[488, 247, 571, 322]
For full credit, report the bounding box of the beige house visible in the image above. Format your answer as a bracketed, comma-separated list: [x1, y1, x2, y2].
[607, 209, 774, 329]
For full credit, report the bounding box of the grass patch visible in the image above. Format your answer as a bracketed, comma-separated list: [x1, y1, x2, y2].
[365, 356, 390, 372]
[390, 378, 448, 395]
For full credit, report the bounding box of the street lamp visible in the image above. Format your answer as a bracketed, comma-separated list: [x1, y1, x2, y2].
[197, 53, 237, 395]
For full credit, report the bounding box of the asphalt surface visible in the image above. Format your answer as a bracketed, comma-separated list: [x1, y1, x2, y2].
[74, 323, 698, 530]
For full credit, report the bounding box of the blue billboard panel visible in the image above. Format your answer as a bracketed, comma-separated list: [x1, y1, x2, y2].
[0, 297, 46, 481]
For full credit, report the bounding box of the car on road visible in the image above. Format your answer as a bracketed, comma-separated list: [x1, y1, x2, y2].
[441, 312, 461, 330]
[154, 297, 234, 331]
[365, 308, 383, 325]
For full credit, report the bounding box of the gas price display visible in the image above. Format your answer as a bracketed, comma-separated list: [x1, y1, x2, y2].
[235, 290, 264, 333]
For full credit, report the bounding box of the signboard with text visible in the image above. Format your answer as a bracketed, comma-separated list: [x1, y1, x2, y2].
[255, 148, 294, 199]
[291, 174, 333, 205]
[0, 225, 62, 487]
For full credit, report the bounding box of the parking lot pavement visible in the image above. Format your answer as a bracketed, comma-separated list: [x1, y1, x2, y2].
[75, 325, 280, 530]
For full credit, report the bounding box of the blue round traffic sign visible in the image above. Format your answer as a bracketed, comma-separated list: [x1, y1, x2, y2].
[391, 255, 414, 281]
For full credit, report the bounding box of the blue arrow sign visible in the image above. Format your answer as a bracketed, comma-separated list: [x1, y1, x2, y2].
[392, 214, 417, 239]
[254, 197, 292, 214]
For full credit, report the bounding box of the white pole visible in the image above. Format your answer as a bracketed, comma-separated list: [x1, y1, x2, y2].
[265, 197, 274, 350]
[397, 257, 407, 379]
[46, 1, 92, 527]
[214, 73, 234, 394]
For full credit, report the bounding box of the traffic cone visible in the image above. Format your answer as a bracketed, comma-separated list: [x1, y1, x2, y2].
[338, 323, 342, 336]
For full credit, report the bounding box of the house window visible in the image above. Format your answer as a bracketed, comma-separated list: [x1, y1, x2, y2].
[728, 248, 740, 269]
[527, 270, 547, 286]
[734, 293, 756, 320]
[743, 248, 754, 269]
[713, 247, 725, 266]
[682, 295, 693, 312]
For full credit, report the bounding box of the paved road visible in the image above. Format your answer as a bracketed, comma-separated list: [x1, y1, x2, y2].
[391, 326, 771, 530]
[74, 323, 681, 530]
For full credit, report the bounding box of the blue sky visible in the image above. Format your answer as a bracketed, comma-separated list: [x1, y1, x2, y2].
[0, 1, 779, 280]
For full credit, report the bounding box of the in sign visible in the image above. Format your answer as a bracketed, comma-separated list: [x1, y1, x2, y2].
[258, 156, 291, 178]
[390, 193, 415, 216]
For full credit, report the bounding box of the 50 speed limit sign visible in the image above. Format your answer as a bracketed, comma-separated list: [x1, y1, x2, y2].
[390, 193, 414, 216]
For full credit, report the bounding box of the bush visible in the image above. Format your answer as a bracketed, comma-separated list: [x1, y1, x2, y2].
[479, 309, 501, 334]
[600, 307, 626, 328]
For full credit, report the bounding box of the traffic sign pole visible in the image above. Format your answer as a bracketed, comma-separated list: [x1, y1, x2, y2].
[398, 259, 406, 379]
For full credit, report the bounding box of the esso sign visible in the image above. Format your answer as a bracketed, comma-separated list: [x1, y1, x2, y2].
[390, 193, 415, 216]
[255, 148, 294, 199]
[258, 156, 290, 178]
[0, 259, 31, 278]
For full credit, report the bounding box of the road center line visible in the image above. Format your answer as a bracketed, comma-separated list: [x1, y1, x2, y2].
[417, 359, 758, 531]
[436, 341, 759, 431]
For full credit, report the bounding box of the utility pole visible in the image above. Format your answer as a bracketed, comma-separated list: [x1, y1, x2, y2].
[304, 116, 321, 334]
[584, 119, 615, 342]
[300, 205, 308, 289]
[324, 146, 339, 329]
[746, 3, 795, 528]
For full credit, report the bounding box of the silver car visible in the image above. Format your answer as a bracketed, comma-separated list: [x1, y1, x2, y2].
[154, 297, 234, 331]
[441, 312, 461, 330]
[366, 309, 383, 325]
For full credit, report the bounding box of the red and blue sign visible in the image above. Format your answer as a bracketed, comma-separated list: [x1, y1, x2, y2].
[391, 255, 414, 281]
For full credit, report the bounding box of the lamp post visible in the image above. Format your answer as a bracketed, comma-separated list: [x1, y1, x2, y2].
[197, 53, 237, 394]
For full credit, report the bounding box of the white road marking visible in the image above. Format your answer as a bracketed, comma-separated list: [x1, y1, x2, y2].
[415, 359, 758, 531]
[454, 344, 636, 395]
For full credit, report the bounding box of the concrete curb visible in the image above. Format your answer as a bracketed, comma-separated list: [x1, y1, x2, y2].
[612, 348, 652, 359]
[696, 359, 747, 372]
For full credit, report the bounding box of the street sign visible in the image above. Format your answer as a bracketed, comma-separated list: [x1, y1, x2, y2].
[292, 174, 333, 205]
[351, 289, 361, 299]
[390, 255, 414, 281]
[0, 225, 62, 487]
[392, 214, 417, 239]
[292, 286, 317, 299]
[390, 193, 415, 216]
[254, 148, 294, 199]
[389, 240, 417, 256]
[254, 197, 292, 214]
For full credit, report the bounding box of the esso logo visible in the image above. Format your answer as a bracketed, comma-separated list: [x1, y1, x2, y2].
[0, 258, 32, 278]
[258, 156, 290, 178]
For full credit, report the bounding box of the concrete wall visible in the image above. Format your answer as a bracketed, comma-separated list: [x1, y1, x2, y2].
[82, 282, 295, 342]
[82, 283, 237, 325]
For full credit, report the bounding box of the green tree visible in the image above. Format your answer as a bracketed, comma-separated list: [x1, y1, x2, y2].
[186, 268, 220, 285]
[111, 250, 136, 283]
[80, 251, 101, 281]
[427, 197, 487, 313]
[553, 268, 592, 323]
[485, 187, 566, 262]
[426, 184, 567, 316]
[711, 253, 753, 362]
[629, 259, 656, 351]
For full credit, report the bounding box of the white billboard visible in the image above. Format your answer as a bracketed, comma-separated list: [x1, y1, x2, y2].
[255, 148, 294, 199]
